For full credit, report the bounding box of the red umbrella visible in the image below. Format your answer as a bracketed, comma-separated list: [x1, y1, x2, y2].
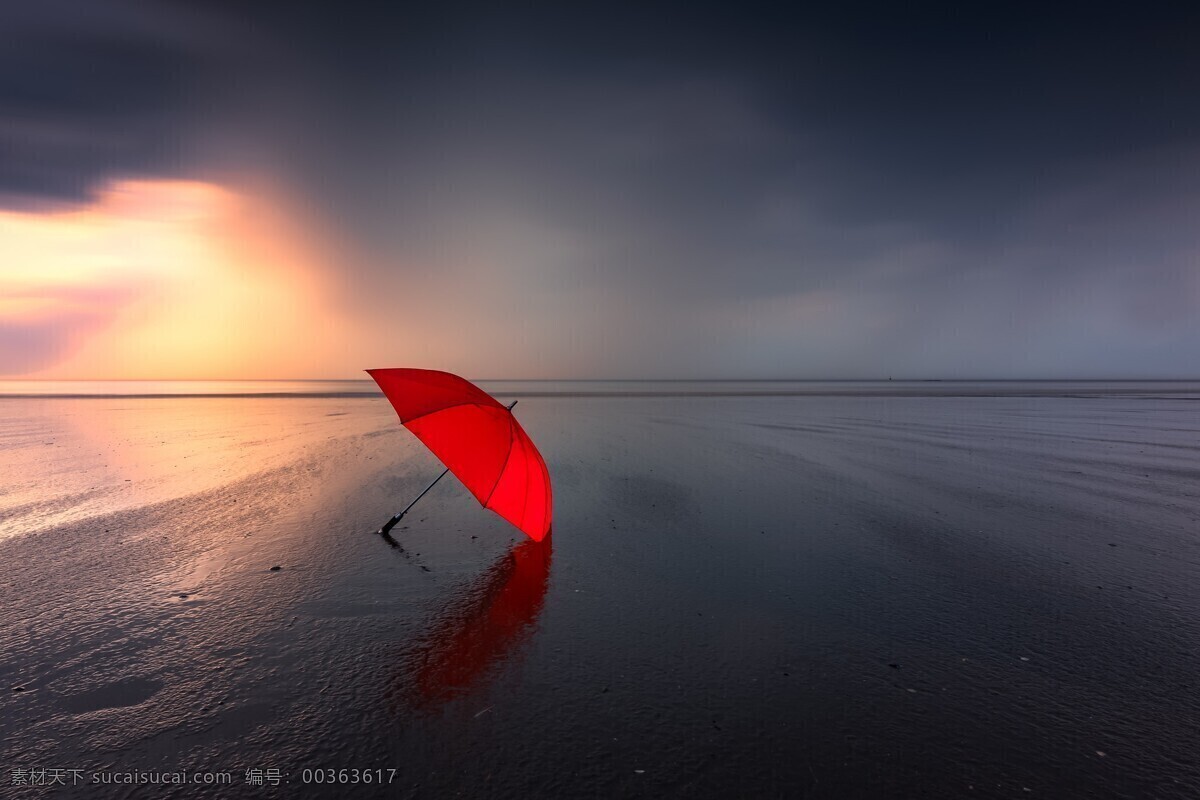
[367, 368, 552, 541]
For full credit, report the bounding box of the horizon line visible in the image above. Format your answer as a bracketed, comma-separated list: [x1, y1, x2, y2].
[3, 376, 1199, 383]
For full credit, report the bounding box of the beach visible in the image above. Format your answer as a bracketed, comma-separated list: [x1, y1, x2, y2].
[3, 382, 1200, 798]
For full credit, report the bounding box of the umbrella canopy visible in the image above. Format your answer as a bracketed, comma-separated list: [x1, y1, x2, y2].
[367, 368, 552, 541]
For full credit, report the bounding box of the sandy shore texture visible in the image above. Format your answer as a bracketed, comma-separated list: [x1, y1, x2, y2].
[3, 383, 1200, 798]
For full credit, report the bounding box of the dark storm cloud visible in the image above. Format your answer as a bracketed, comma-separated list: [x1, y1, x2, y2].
[0, 1, 270, 205]
[2, 1, 1197, 376]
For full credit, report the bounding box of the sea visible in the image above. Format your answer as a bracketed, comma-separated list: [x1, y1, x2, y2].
[2, 380, 1198, 798]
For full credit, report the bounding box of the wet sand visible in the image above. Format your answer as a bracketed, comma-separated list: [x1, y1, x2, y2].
[2, 383, 1200, 798]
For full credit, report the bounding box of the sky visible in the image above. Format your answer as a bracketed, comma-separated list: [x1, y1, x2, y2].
[1, 1, 1197, 379]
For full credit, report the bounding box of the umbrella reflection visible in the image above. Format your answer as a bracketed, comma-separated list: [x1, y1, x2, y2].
[388, 533, 552, 714]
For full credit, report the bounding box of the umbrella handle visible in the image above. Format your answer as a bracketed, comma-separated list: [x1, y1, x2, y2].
[379, 513, 404, 536]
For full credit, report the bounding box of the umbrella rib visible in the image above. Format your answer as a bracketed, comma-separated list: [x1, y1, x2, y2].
[400, 400, 497, 427]
[482, 412, 517, 507]
[515, 433, 532, 528]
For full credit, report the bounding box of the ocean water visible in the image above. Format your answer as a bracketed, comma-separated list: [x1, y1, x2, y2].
[2, 382, 1199, 797]
[3, 378, 1199, 398]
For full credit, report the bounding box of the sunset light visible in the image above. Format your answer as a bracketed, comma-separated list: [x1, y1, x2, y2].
[0, 179, 346, 379]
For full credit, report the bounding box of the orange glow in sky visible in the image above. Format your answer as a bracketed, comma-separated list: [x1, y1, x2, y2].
[0, 179, 353, 379]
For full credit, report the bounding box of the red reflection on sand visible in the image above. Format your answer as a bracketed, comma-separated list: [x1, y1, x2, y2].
[392, 533, 552, 713]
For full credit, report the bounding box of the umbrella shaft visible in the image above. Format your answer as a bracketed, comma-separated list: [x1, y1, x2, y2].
[402, 467, 451, 516]
[379, 467, 448, 534]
